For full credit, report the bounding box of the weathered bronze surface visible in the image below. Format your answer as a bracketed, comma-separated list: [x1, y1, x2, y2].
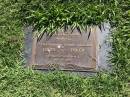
[29, 28, 97, 71]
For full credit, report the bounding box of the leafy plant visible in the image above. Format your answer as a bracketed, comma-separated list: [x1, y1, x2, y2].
[20, 0, 121, 38]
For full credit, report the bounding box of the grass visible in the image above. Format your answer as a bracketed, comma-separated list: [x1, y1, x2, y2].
[0, 0, 130, 97]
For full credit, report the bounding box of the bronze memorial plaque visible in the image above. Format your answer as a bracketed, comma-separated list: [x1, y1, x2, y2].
[29, 28, 97, 71]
